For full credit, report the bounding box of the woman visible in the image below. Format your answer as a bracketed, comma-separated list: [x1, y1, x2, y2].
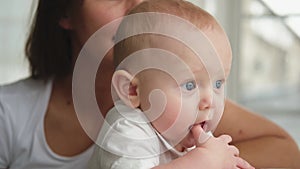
[0, 0, 298, 168]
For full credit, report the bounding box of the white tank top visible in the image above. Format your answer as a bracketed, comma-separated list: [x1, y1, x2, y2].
[0, 78, 94, 169]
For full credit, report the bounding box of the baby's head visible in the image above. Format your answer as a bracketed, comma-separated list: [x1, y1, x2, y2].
[112, 0, 232, 151]
[114, 0, 232, 75]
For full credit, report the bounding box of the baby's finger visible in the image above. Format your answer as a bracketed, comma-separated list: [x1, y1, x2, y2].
[191, 124, 211, 146]
[218, 134, 232, 144]
[191, 124, 202, 141]
[236, 156, 255, 169]
[229, 145, 240, 156]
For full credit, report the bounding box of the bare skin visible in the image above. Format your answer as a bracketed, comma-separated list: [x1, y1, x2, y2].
[215, 100, 300, 168]
[45, 76, 94, 156]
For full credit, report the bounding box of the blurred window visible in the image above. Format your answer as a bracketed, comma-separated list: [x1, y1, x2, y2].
[239, 0, 300, 114]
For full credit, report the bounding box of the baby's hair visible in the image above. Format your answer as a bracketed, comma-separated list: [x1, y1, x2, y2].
[113, 0, 222, 69]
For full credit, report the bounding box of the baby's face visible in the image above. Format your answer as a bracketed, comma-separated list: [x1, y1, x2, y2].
[136, 30, 231, 150]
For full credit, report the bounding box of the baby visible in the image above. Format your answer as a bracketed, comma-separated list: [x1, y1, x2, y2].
[89, 0, 253, 168]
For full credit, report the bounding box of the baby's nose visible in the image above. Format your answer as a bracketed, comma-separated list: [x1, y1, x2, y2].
[198, 88, 213, 111]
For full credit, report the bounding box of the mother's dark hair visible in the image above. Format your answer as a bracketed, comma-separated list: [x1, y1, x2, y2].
[25, 0, 76, 80]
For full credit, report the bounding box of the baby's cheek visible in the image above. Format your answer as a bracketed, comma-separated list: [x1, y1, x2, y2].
[156, 102, 196, 144]
[152, 102, 181, 133]
[207, 95, 225, 132]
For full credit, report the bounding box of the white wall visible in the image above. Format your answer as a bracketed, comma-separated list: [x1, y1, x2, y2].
[0, 0, 34, 85]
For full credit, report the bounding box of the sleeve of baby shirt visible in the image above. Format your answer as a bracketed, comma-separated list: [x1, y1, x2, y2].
[111, 156, 159, 169]
[92, 106, 161, 169]
[89, 146, 159, 169]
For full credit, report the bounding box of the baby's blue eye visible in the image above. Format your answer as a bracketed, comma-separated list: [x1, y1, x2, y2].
[214, 80, 223, 89]
[182, 81, 196, 91]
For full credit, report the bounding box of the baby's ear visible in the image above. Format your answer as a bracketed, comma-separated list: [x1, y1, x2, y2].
[112, 70, 140, 108]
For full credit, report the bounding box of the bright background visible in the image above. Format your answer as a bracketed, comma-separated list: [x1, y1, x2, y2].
[0, 0, 299, 147]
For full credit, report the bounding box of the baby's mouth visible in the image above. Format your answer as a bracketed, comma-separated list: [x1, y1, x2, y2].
[189, 121, 208, 131]
[200, 121, 206, 129]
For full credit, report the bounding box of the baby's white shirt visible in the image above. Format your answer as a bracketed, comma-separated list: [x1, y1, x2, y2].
[89, 101, 188, 169]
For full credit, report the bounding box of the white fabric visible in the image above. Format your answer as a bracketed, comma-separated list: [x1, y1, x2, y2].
[89, 101, 187, 169]
[0, 78, 93, 169]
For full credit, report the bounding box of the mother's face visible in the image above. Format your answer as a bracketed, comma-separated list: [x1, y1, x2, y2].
[64, 0, 145, 52]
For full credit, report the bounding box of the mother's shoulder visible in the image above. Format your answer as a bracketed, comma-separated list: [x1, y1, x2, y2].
[0, 77, 51, 95]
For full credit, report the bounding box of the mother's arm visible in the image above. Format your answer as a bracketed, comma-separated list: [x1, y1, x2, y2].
[214, 99, 300, 168]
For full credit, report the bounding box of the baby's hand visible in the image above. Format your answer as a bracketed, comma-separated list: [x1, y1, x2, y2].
[195, 135, 254, 169]
[153, 126, 255, 169]
[185, 125, 255, 169]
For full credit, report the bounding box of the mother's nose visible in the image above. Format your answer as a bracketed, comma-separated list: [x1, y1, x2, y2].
[126, 0, 145, 13]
